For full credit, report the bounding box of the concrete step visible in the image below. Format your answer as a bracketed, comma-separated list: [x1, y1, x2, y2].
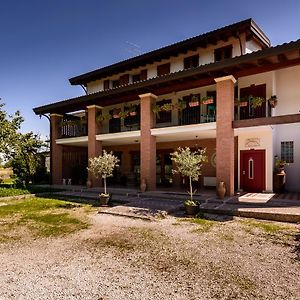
[199, 203, 300, 223]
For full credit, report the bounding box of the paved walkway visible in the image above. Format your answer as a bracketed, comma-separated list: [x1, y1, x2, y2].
[38, 185, 300, 223]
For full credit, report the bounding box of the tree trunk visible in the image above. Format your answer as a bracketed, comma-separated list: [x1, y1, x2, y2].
[103, 177, 107, 194]
[189, 176, 193, 201]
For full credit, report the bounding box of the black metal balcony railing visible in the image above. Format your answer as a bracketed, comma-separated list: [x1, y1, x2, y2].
[235, 102, 271, 120]
[155, 107, 216, 128]
[61, 120, 87, 138]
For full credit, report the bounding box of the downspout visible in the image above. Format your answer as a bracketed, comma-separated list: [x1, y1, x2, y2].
[39, 114, 52, 185]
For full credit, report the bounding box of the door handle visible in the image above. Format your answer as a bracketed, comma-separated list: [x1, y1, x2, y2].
[242, 171, 246, 175]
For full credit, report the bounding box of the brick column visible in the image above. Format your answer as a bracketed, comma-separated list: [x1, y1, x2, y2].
[50, 114, 63, 185]
[122, 151, 131, 175]
[87, 105, 103, 187]
[139, 93, 157, 191]
[214, 75, 236, 196]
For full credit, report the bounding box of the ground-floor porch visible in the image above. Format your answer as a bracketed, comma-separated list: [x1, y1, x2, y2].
[52, 118, 300, 194]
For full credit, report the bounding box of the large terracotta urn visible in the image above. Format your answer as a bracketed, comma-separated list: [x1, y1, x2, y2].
[140, 178, 147, 192]
[217, 181, 226, 199]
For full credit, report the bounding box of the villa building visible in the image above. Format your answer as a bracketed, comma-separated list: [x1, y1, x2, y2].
[33, 19, 300, 194]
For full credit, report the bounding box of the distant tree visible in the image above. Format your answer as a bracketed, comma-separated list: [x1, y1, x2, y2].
[0, 101, 23, 154]
[0, 100, 45, 185]
[171, 147, 207, 201]
[8, 133, 45, 185]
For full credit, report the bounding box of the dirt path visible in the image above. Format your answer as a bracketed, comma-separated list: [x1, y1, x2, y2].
[0, 212, 299, 300]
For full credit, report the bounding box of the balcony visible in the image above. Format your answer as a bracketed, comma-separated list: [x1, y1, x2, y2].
[234, 98, 272, 121]
[155, 104, 216, 128]
[61, 116, 87, 138]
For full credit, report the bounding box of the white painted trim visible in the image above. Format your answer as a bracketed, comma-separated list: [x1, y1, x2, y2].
[151, 122, 216, 136]
[139, 93, 158, 99]
[86, 105, 103, 109]
[96, 130, 141, 141]
[56, 136, 88, 144]
[214, 75, 236, 84]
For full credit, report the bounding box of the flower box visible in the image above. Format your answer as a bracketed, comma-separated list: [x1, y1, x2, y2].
[188, 101, 199, 107]
[239, 101, 248, 107]
[202, 98, 214, 105]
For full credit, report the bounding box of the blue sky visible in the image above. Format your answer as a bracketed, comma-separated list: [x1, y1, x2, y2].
[1, 0, 300, 138]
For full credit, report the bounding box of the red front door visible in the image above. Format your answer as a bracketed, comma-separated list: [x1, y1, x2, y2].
[240, 150, 265, 192]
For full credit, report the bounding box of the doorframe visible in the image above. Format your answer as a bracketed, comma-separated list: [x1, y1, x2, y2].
[240, 149, 266, 192]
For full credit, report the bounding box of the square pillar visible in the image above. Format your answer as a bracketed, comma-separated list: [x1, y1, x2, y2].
[87, 105, 103, 187]
[50, 114, 63, 185]
[139, 93, 157, 191]
[214, 75, 236, 196]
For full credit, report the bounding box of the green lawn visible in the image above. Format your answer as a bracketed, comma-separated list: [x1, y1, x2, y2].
[0, 185, 64, 198]
[0, 197, 90, 242]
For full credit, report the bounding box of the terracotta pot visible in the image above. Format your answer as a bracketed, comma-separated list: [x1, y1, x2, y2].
[86, 179, 92, 188]
[217, 181, 226, 199]
[269, 100, 277, 108]
[185, 204, 199, 216]
[140, 179, 147, 192]
[202, 98, 214, 105]
[99, 194, 110, 206]
[129, 111, 137, 116]
[189, 101, 199, 107]
[239, 101, 248, 107]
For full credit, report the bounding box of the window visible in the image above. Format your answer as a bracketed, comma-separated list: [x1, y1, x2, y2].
[104, 80, 110, 90]
[112, 79, 120, 88]
[132, 74, 141, 83]
[157, 63, 170, 76]
[214, 45, 232, 62]
[281, 141, 294, 163]
[184, 55, 199, 69]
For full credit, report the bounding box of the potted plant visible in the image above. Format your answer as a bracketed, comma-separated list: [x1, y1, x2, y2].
[96, 112, 106, 123]
[87, 150, 120, 206]
[238, 97, 248, 107]
[171, 147, 207, 216]
[125, 104, 137, 117]
[152, 104, 162, 118]
[250, 96, 265, 108]
[119, 111, 128, 120]
[184, 199, 200, 215]
[177, 99, 187, 111]
[112, 108, 121, 119]
[268, 95, 278, 108]
[201, 96, 214, 105]
[160, 103, 173, 112]
[275, 158, 288, 174]
[188, 95, 200, 107]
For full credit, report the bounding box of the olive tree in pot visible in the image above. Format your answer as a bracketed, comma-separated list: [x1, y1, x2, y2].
[87, 150, 120, 206]
[171, 147, 207, 215]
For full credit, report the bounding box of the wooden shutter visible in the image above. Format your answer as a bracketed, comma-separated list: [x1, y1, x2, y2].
[140, 69, 147, 80]
[104, 80, 110, 90]
[157, 63, 170, 76]
[120, 74, 129, 85]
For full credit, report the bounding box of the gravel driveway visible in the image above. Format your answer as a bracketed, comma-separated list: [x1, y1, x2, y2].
[0, 212, 299, 300]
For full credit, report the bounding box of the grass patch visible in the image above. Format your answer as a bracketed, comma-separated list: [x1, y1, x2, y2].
[0, 185, 65, 198]
[0, 197, 89, 241]
[242, 219, 294, 234]
[177, 217, 217, 233]
[219, 233, 235, 242]
[87, 227, 167, 253]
